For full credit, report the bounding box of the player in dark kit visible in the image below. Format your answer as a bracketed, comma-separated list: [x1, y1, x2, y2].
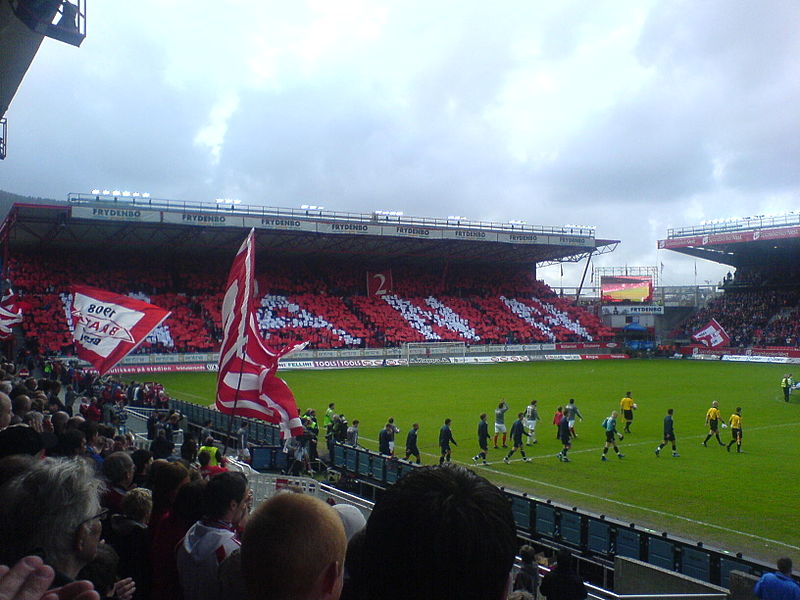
[727, 407, 743, 453]
[405, 422, 421, 463]
[439, 418, 457, 465]
[655, 408, 679, 457]
[473, 413, 490, 465]
[503, 413, 531, 464]
[556, 412, 572, 462]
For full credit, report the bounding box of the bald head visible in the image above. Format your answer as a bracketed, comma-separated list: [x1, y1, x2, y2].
[242, 493, 346, 600]
[0, 393, 11, 430]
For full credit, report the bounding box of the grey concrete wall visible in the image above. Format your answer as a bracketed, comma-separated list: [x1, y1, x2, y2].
[728, 571, 759, 600]
[614, 556, 729, 596]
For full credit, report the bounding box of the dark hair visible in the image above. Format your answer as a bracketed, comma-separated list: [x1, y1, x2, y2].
[203, 471, 247, 519]
[667, 408, 674, 415]
[131, 449, 152, 475]
[361, 465, 516, 600]
[198, 450, 211, 467]
[102, 451, 134, 485]
[77, 543, 119, 596]
[58, 429, 86, 457]
[778, 557, 792, 574]
[519, 544, 536, 564]
[173, 478, 207, 527]
[181, 438, 198, 462]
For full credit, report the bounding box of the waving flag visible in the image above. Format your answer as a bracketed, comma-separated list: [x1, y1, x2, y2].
[0, 287, 24, 340]
[216, 229, 305, 438]
[70, 286, 171, 375]
[692, 318, 730, 348]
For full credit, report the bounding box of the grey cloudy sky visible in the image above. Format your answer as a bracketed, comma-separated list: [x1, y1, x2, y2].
[2, 0, 798, 288]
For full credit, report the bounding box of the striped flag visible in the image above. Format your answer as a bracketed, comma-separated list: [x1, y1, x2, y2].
[215, 229, 305, 438]
[0, 286, 24, 340]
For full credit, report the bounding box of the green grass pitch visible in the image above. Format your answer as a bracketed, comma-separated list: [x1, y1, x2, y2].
[150, 359, 800, 561]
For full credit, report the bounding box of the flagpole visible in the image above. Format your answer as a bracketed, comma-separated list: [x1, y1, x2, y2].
[222, 232, 254, 458]
[222, 360, 247, 458]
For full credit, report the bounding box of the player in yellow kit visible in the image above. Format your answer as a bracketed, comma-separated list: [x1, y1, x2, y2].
[702, 400, 726, 447]
[726, 407, 743, 453]
[619, 392, 636, 433]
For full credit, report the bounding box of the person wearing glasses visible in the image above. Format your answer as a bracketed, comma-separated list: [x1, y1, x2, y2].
[0, 457, 105, 588]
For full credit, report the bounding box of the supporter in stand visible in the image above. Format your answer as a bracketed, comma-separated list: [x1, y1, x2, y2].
[176, 472, 251, 600]
[241, 492, 346, 600]
[148, 460, 190, 527]
[0, 458, 105, 587]
[101, 452, 135, 514]
[150, 479, 207, 600]
[107, 488, 152, 600]
[358, 464, 516, 600]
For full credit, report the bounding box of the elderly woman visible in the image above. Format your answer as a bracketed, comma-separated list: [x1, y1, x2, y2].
[0, 457, 105, 585]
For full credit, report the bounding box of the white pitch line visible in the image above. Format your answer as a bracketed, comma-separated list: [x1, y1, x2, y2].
[469, 464, 800, 552]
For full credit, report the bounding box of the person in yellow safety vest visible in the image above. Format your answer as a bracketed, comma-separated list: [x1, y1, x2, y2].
[781, 374, 793, 402]
[199, 436, 224, 467]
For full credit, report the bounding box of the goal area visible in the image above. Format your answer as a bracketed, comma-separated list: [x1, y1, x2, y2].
[403, 341, 466, 364]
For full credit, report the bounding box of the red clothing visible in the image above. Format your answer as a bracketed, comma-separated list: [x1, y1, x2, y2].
[199, 465, 227, 480]
[150, 511, 192, 600]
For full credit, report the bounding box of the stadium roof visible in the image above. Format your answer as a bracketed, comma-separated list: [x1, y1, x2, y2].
[658, 213, 800, 268]
[1, 195, 619, 267]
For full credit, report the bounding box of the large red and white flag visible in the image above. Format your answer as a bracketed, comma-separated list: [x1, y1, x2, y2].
[692, 318, 730, 348]
[216, 229, 305, 438]
[0, 287, 24, 340]
[70, 286, 171, 375]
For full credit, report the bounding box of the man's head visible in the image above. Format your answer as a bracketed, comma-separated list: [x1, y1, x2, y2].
[667, 408, 674, 416]
[736, 407, 742, 414]
[712, 401, 719, 408]
[11, 394, 30, 418]
[480, 413, 487, 421]
[530, 400, 537, 406]
[412, 422, 419, 430]
[611, 411, 618, 418]
[361, 465, 516, 600]
[568, 398, 575, 405]
[444, 418, 451, 426]
[203, 471, 249, 524]
[0, 392, 11, 429]
[103, 451, 135, 488]
[777, 557, 792, 575]
[242, 492, 346, 600]
[351, 419, 359, 428]
[0, 457, 104, 578]
[517, 412, 524, 421]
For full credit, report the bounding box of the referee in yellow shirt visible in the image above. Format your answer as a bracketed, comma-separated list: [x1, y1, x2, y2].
[702, 400, 726, 447]
[726, 407, 743, 453]
[620, 392, 636, 433]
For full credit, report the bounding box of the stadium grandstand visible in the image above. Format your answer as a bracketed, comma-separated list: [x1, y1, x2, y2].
[0, 0, 86, 159]
[660, 213, 800, 357]
[1, 193, 618, 360]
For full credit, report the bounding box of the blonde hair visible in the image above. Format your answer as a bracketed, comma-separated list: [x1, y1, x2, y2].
[122, 487, 153, 523]
[242, 493, 346, 600]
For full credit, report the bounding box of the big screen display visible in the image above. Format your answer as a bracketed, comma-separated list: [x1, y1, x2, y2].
[600, 275, 653, 303]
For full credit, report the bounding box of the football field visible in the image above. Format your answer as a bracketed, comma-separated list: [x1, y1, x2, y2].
[152, 359, 800, 562]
